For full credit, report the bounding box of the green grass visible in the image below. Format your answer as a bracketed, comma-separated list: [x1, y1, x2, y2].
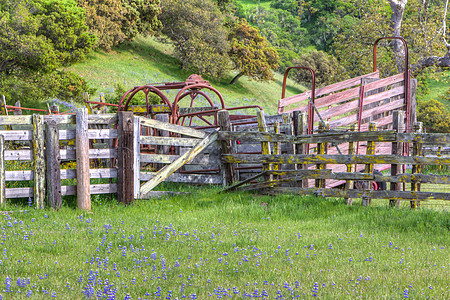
[420, 70, 450, 104]
[67, 36, 304, 115]
[1, 189, 448, 299]
[236, 0, 273, 10]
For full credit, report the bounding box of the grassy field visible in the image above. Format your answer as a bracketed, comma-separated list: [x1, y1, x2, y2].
[420, 70, 450, 106]
[67, 36, 304, 115]
[237, 0, 273, 10]
[1, 188, 449, 299]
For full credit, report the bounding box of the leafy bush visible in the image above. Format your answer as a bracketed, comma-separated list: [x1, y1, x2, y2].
[417, 98, 450, 133]
[76, 0, 161, 51]
[160, 0, 230, 79]
[0, 70, 96, 109]
[292, 50, 347, 88]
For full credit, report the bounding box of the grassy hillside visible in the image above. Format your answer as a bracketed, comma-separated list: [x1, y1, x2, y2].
[237, 0, 272, 10]
[67, 36, 304, 115]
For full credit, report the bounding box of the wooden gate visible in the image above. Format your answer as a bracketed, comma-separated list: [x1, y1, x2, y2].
[135, 116, 222, 199]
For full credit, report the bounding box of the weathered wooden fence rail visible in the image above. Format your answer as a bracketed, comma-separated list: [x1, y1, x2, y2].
[220, 114, 450, 206]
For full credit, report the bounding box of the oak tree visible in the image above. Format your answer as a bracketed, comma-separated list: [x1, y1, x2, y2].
[228, 19, 279, 84]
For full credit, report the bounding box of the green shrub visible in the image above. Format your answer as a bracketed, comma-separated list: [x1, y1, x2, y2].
[292, 50, 347, 88]
[417, 98, 450, 133]
[0, 70, 96, 109]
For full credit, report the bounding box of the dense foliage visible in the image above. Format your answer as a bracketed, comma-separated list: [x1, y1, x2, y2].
[0, 0, 96, 75]
[228, 19, 279, 84]
[160, 0, 231, 79]
[76, 0, 161, 50]
[292, 50, 347, 88]
[418, 89, 450, 133]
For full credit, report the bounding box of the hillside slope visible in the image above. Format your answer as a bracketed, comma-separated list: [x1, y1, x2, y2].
[67, 36, 305, 114]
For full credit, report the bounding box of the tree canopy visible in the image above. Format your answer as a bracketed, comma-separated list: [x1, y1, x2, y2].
[76, 0, 161, 51]
[0, 0, 96, 75]
[160, 0, 230, 79]
[228, 19, 279, 84]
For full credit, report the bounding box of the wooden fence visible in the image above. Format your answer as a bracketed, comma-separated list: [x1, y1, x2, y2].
[1, 109, 449, 210]
[0, 111, 119, 209]
[220, 112, 450, 207]
[0, 110, 223, 208]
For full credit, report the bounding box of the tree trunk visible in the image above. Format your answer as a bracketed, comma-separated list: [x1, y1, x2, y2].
[230, 72, 244, 85]
[388, 0, 408, 72]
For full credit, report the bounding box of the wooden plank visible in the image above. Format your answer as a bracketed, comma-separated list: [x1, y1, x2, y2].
[139, 130, 219, 198]
[411, 122, 423, 209]
[179, 106, 218, 115]
[390, 111, 404, 207]
[59, 129, 118, 140]
[45, 121, 62, 209]
[0, 135, 5, 205]
[43, 115, 75, 125]
[363, 73, 404, 93]
[60, 168, 117, 180]
[61, 184, 118, 196]
[397, 133, 450, 146]
[60, 149, 117, 160]
[154, 114, 169, 171]
[218, 130, 397, 144]
[0, 130, 32, 141]
[5, 187, 32, 198]
[316, 123, 327, 189]
[140, 117, 207, 139]
[76, 108, 91, 210]
[133, 116, 140, 199]
[345, 124, 356, 205]
[127, 105, 170, 114]
[136, 190, 188, 199]
[5, 170, 33, 181]
[362, 123, 376, 206]
[117, 111, 134, 205]
[140, 172, 222, 184]
[279, 71, 380, 108]
[271, 187, 450, 201]
[0, 115, 32, 125]
[312, 86, 404, 121]
[33, 114, 45, 209]
[4, 150, 32, 161]
[221, 171, 268, 193]
[140, 135, 200, 147]
[329, 98, 405, 129]
[88, 114, 117, 125]
[140, 153, 216, 165]
[222, 153, 450, 166]
[257, 111, 272, 182]
[218, 110, 236, 186]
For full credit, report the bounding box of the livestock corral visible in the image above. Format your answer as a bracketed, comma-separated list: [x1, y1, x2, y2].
[0, 37, 449, 210]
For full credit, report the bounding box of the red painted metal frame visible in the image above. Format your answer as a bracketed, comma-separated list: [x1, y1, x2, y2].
[281, 66, 316, 135]
[373, 36, 410, 133]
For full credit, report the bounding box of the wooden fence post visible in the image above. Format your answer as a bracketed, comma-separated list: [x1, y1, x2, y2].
[411, 122, 423, 209]
[362, 122, 376, 206]
[32, 114, 45, 209]
[390, 111, 405, 207]
[76, 108, 91, 210]
[273, 121, 281, 173]
[14, 101, 22, 115]
[294, 112, 308, 187]
[315, 122, 328, 189]
[257, 111, 272, 182]
[345, 124, 357, 205]
[0, 135, 5, 206]
[218, 110, 235, 186]
[133, 116, 141, 199]
[117, 111, 135, 205]
[45, 120, 62, 210]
